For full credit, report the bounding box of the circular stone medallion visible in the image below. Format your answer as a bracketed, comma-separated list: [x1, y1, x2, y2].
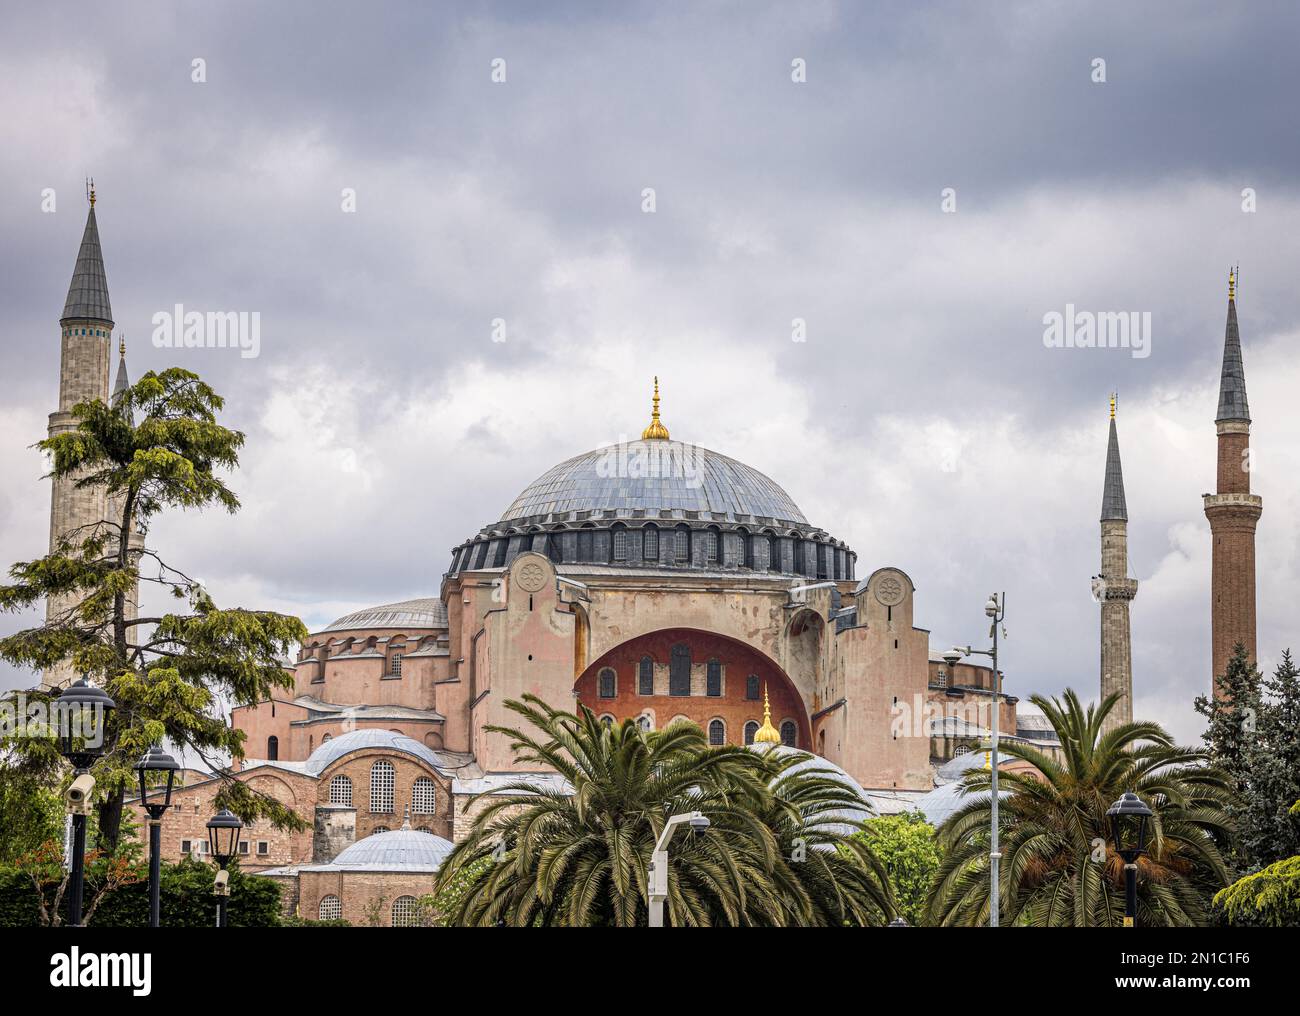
[874, 572, 906, 607]
[516, 560, 548, 593]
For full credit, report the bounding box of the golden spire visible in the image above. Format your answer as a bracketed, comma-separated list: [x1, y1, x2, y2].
[641, 375, 670, 440]
[119, 334, 126, 358]
[1228, 266, 1236, 302]
[87, 178, 96, 208]
[753, 684, 781, 745]
[1110, 392, 1116, 420]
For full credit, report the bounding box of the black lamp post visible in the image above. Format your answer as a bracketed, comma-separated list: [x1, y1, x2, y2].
[206, 809, 243, 928]
[134, 745, 180, 928]
[1107, 791, 1153, 928]
[53, 676, 115, 928]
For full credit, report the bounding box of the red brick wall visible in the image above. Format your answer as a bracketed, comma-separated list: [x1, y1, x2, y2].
[319, 752, 453, 840]
[574, 627, 810, 747]
[298, 869, 439, 926]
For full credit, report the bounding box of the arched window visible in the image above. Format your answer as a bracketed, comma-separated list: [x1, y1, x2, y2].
[318, 895, 342, 921]
[744, 721, 759, 745]
[780, 721, 798, 747]
[708, 719, 725, 746]
[674, 526, 689, 564]
[492, 539, 508, 567]
[371, 825, 391, 834]
[613, 526, 628, 561]
[412, 777, 436, 815]
[768, 534, 779, 573]
[598, 667, 616, 698]
[638, 656, 654, 695]
[792, 539, 805, 574]
[578, 527, 594, 561]
[706, 660, 722, 697]
[746, 675, 760, 701]
[599, 714, 615, 727]
[643, 525, 659, 561]
[637, 714, 653, 732]
[266, 735, 278, 761]
[669, 643, 691, 696]
[391, 896, 420, 928]
[321, 733, 332, 742]
[704, 527, 720, 565]
[329, 774, 352, 806]
[739, 529, 753, 569]
[370, 760, 395, 813]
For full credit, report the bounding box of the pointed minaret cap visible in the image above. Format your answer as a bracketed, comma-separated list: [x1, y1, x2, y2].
[61, 190, 114, 326]
[1101, 394, 1128, 522]
[1216, 266, 1250, 423]
[641, 376, 671, 440]
[113, 336, 130, 399]
[753, 684, 782, 745]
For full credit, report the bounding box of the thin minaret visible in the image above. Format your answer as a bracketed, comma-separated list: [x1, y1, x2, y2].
[1099, 394, 1138, 733]
[1203, 267, 1262, 695]
[44, 184, 138, 688]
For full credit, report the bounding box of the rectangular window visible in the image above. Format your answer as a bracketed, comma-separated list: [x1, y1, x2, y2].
[239, 842, 250, 855]
[638, 658, 654, 695]
[669, 644, 691, 696]
[675, 529, 689, 563]
[746, 675, 760, 701]
[390, 653, 403, 676]
[613, 529, 627, 561]
[643, 527, 659, 561]
[599, 669, 616, 698]
[180, 840, 192, 854]
[257, 841, 269, 855]
[706, 661, 722, 697]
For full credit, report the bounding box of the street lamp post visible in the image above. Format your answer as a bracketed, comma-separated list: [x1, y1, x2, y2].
[206, 809, 243, 928]
[1107, 791, 1153, 928]
[943, 591, 1006, 928]
[53, 676, 116, 928]
[134, 745, 180, 928]
[648, 810, 710, 927]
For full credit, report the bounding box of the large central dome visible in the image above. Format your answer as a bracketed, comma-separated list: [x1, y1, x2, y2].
[499, 439, 808, 526]
[446, 380, 855, 581]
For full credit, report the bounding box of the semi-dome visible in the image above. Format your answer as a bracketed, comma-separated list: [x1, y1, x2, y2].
[304, 728, 447, 776]
[500, 440, 809, 526]
[324, 597, 448, 632]
[331, 827, 454, 871]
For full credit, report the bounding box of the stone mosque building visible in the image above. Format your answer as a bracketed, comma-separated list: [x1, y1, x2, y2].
[40, 197, 1261, 924]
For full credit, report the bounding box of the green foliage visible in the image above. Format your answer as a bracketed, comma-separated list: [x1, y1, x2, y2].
[1214, 854, 1300, 927]
[0, 767, 64, 864]
[0, 368, 308, 851]
[927, 689, 1235, 927]
[857, 811, 940, 926]
[281, 915, 351, 927]
[434, 695, 895, 927]
[0, 854, 282, 927]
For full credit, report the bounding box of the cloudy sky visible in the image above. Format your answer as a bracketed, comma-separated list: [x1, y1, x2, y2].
[2, 1, 1298, 742]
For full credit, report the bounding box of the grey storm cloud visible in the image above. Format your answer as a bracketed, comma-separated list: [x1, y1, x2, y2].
[1, 1, 1298, 742]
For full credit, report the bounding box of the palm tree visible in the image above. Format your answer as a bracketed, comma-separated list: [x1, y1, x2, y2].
[926, 689, 1234, 927]
[433, 695, 895, 926]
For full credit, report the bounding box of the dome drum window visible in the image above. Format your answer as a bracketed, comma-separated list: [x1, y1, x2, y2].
[329, 774, 353, 806]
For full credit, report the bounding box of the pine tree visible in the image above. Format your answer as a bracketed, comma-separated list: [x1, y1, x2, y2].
[1244, 650, 1300, 866]
[0, 368, 308, 852]
[1193, 642, 1262, 870]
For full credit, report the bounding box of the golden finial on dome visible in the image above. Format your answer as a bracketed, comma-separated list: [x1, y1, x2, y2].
[641, 375, 671, 441]
[753, 684, 782, 745]
[1110, 392, 1116, 420]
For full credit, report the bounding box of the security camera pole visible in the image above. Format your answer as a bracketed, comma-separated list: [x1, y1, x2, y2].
[943, 591, 1006, 928]
[648, 810, 710, 927]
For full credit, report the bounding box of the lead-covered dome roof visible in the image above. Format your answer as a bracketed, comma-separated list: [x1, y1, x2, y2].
[499, 439, 808, 526]
[331, 828, 454, 871]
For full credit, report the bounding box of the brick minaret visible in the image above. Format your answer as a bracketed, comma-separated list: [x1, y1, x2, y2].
[1203, 268, 1261, 695]
[1098, 395, 1137, 733]
[43, 185, 116, 689]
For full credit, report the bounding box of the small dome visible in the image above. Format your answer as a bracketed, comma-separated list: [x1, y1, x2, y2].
[323, 597, 447, 633]
[304, 728, 445, 776]
[749, 743, 873, 835]
[331, 828, 454, 871]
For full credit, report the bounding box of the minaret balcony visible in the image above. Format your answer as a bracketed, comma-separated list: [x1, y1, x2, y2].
[1099, 576, 1138, 601]
[1203, 492, 1263, 520]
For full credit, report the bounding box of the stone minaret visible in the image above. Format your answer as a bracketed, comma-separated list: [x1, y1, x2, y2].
[1098, 395, 1138, 733]
[43, 185, 116, 689]
[1203, 268, 1262, 695]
